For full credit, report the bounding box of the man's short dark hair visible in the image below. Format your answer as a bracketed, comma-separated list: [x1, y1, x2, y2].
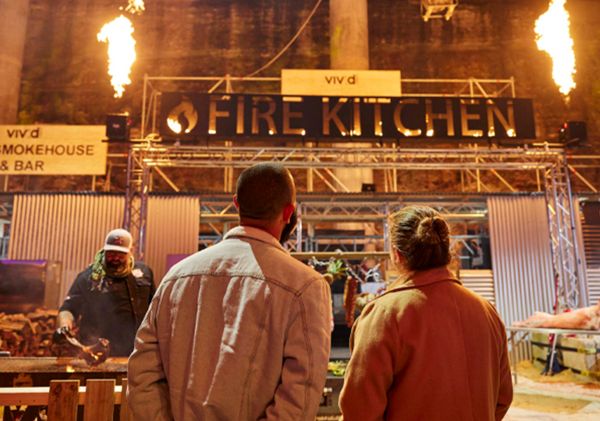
[236, 163, 294, 220]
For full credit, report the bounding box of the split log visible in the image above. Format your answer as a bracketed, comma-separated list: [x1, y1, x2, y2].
[0, 308, 61, 356]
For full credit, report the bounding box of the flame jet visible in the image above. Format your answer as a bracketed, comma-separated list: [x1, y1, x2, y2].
[97, 1, 145, 98]
[535, 0, 576, 96]
[97, 16, 137, 98]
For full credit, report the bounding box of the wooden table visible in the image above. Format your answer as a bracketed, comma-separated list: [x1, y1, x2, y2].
[0, 357, 128, 387]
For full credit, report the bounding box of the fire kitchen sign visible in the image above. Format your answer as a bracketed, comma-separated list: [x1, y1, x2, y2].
[0, 125, 107, 175]
[160, 93, 536, 141]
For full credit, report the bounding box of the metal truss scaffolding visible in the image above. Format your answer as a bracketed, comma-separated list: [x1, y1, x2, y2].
[544, 156, 587, 310]
[195, 193, 487, 253]
[124, 144, 585, 309]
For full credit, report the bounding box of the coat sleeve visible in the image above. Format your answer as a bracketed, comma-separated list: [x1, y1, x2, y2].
[263, 277, 332, 421]
[127, 283, 173, 421]
[58, 270, 89, 319]
[339, 301, 400, 421]
[495, 326, 513, 420]
[145, 263, 156, 298]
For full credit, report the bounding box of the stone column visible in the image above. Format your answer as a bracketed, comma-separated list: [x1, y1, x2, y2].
[330, 0, 369, 70]
[329, 0, 378, 254]
[0, 0, 30, 123]
[329, 0, 372, 193]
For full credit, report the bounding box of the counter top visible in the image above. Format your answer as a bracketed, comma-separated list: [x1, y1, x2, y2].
[0, 357, 128, 373]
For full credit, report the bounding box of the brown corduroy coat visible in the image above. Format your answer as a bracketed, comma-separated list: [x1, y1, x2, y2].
[340, 267, 513, 421]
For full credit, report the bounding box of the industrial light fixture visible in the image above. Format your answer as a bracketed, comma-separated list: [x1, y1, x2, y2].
[421, 0, 459, 22]
[361, 183, 376, 193]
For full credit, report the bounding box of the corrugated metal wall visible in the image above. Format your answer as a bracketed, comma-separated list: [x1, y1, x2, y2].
[8, 194, 125, 307]
[579, 200, 600, 304]
[587, 269, 600, 304]
[145, 196, 200, 281]
[460, 269, 495, 305]
[488, 196, 555, 326]
[8, 194, 201, 304]
[488, 196, 555, 363]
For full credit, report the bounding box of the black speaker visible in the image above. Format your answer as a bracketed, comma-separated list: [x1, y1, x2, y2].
[559, 121, 587, 146]
[361, 183, 376, 192]
[106, 113, 130, 141]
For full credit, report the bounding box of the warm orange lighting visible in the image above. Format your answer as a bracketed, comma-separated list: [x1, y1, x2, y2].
[126, 0, 145, 14]
[535, 0, 576, 96]
[167, 118, 182, 134]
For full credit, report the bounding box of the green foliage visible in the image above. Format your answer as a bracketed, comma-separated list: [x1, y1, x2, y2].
[326, 259, 346, 280]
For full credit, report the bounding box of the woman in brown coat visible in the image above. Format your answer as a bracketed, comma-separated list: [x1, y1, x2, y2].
[339, 205, 513, 420]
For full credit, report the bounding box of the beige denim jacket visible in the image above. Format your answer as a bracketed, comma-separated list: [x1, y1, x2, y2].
[128, 226, 332, 421]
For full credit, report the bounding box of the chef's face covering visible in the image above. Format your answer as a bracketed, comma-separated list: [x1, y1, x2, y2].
[280, 208, 298, 245]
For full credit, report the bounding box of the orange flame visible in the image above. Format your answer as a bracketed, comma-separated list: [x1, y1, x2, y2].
[97, 16, 137, 98]
[534, 0, 576, 96]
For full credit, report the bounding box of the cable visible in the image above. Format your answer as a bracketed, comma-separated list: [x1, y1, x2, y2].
[243, 0, 324, 78]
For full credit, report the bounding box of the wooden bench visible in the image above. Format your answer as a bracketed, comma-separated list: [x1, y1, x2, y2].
[0, 378, 132, 421]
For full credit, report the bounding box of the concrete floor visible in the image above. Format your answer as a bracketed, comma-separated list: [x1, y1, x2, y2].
[506, 364, 600, 420]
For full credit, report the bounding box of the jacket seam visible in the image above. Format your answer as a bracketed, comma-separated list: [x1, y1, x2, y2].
[165, 270, 321, 296]
[224, 233, 286, 252]
[239, 292, 269, 419]
[379, 278, 461, 299]
[298, 296, 313, 418]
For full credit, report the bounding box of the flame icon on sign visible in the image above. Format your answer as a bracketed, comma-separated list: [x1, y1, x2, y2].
[167, 99, 198, 134]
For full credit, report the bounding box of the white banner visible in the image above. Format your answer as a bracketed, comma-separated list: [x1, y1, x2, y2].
[281, 69, 401, 97]
[0, 125, 107, 175]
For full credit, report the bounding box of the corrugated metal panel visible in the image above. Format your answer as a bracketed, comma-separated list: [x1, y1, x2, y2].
[587, 268, 600, 304]
[572, 197, 589, 307]
[580, 200, 600, 304]
[8, 194, 125, 307]
[580, 202, 600, 267]
[460, 269, 495, 305]
[488, 196, 555, 324]
[583, 225, 600, 266]
[145, 196, 200, 281]
[488, 197, 555, 362]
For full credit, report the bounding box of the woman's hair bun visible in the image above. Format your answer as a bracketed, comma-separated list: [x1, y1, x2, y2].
[416, 216, 448, 245]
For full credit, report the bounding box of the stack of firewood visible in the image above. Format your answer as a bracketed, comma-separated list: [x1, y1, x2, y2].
[0, 309, 58, 356]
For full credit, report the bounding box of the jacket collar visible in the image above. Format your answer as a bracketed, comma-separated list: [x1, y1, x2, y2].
[223, 225, 287, 252]
[386, 266, 460, 294]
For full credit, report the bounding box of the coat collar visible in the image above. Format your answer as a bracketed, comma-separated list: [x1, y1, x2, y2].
[223, 225, 287, 252]
[386, 266, 460, 294]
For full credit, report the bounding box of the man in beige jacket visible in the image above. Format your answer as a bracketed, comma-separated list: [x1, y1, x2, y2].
[128, 163, 332, 420]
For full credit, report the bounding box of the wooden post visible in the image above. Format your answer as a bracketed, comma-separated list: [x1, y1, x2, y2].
[84, 379, 115, 421]
[48, 380, 79, 421]
[119, 378, 132, 421]
[0, 0, 30, 123]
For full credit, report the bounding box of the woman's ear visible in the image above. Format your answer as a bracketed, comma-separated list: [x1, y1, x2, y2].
[233, 195, 239, 210]
[390, 247, 405, 268]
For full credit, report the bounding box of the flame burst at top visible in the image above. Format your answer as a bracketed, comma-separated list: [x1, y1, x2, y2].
[97, 16, 137, 98]
[125, 0, 145, 15]
[534, 0, 576, 96]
